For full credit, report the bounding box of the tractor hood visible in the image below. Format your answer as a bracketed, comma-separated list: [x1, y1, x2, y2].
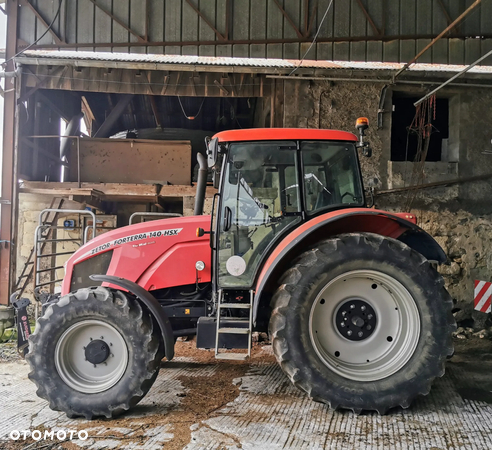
[61, 215, 212, 295]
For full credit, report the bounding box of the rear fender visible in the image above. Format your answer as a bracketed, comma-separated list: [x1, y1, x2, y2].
[90, 275, 174, 361]
[253, 209, 446, 323]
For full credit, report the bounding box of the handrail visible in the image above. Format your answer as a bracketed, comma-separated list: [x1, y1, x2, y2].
[129, 212, 182, 225]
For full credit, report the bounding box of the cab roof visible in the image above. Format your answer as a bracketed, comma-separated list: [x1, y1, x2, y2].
[213, 128, 358, 143]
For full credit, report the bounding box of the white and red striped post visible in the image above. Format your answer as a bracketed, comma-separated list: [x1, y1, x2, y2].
[474, 280, 492, 313]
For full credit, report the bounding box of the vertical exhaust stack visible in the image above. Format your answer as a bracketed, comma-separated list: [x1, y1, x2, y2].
[194, 153, 208, 215]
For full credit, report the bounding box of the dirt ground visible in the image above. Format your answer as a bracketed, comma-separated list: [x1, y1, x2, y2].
[2, 337, 492, 449]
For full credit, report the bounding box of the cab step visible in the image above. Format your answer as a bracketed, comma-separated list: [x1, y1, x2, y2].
[218, 327, 250, 334]
[220, 303, 251, 309]
[215, 353, 249, 361]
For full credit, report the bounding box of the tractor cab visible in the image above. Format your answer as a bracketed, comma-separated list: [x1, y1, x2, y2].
[208, 128, 366, 290]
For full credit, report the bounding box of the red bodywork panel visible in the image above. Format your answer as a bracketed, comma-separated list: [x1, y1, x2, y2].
[61, 216, 212, 295]
[214, 128, 358, 143]
[255, 208, 417, 291]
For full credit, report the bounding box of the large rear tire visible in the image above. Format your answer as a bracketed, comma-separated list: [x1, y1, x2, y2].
[26, 286, 163, 419]
[269, 233, 455, 414]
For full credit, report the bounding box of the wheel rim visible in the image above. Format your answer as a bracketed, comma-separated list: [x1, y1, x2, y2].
[55, 320, 128, 393]
[309, 270, 420, 382]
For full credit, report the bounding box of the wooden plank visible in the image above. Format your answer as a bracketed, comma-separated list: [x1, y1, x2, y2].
[283, 42, 300, 59]
[199, 45, 216, 56]
[481, 39, 492, 66]
[131, 0, 146, 38]
[461, 0, 481, 37]
[334, 0, 351, 38]
[383, 40, 399, 62]
[215, 44, 233, 56]
[198, 0, 216, 42]
[95, 0, 112, 50]
[165, 0, 182, 43]
[267, 43, 283, 58]
[366, 0, 383, 36]
[351, 0, 367, 37]
[300, 42, 316, 60]
[159, 185, 217, 198]
[216, 0, 228, 40]
[182, 0, 200, 43]
[112, 0, 130, 53]
[251, 0, 267, 40]
[233, 0, 250, 40]
[18, 0, 36, 48]
[273, 79, 284, 128]
[432, 0, 448, 35]
[350, 41, 367, 61]
[432, 38, 449, 64]
[415, 39, 433, 63]
[233, 44, 250, 57]
[182, 45, 199, 55]
[316, 42, 333, 60]
[282, 0, 302, 39]
[400, 0, 416, 36]
[385, 0, 399, 36]
[333, 42, 350, 61]
[267, 0, 284, 40]
[77, 0, 95, 46]
[250, 44, 266, 58]
[399, 40, 416, 63]
[366, 41, 383, 62]
[449, 38, 465, 65]
[148, 0, 164, 45]
[68, 139, 192, 185]
[416, 0, 432, 36]
[464, 38, 481, 65]
[481, 0, 492, 35]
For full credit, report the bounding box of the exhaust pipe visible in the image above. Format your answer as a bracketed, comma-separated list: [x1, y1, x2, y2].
[194, 153, 208, 215]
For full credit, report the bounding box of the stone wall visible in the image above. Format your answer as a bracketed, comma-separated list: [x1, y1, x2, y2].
[282, 78, 492, 328]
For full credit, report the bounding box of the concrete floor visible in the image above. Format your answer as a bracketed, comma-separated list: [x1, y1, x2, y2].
[1, 338, 492, 449]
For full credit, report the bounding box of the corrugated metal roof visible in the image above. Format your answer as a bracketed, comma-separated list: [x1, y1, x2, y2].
[17, 50, 492, 74]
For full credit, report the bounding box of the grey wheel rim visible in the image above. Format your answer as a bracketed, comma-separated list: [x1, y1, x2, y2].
[55, 320, 128, 393]
[309, 270, 420, 382]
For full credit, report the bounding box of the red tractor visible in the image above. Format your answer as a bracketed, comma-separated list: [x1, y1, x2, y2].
[26, 120, 455, 418]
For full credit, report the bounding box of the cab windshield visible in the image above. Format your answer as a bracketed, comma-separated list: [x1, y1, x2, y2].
[218, 141, 301, 288]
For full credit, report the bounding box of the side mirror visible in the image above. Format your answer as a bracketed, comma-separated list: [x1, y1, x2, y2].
[206, 137, 219, 168]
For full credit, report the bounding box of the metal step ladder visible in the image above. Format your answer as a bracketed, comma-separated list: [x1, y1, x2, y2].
[215, 290, 254, 361]
[13, 198, 64, 298]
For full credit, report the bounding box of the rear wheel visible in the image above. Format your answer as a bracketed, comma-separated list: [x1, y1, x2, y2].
[269, 233, 455, 413]
[27, 287, 163, 419]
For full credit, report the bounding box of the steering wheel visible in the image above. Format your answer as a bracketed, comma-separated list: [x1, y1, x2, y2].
[238, 197, 261, 217]
[341, 191, 356, 202]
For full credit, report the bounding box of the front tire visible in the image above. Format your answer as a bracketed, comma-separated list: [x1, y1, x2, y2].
[269, 233, 455, 414]
[26, 287, 163, 419]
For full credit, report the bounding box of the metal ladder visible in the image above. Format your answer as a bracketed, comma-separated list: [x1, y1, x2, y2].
[215, 289, 254, 361]
[13, 198, 64, 298]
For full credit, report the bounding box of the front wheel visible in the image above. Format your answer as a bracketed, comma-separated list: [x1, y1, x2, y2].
[269, 233, 455, 414]
[26, 287, 163, 419]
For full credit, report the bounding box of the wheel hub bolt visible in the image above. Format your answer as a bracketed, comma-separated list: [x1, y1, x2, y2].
[347, 330, 352, 336]
[358, 331, 363, 337]
[368, 314, 373, 319]
[350, 304, 355, 309]
[367, 325, 372, 330]
[340, 322, 345, 327]
[361, 306, 366, 311]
